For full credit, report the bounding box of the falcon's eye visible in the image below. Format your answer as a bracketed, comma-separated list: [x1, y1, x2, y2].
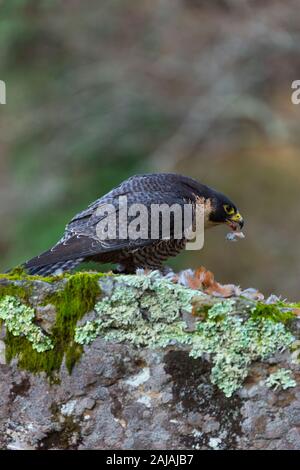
[224, 204, 235, 215]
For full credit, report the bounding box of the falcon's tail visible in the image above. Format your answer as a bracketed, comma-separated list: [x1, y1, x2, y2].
[24, 257, 84, 277]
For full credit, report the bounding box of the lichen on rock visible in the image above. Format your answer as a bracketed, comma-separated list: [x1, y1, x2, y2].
[0, 272, 102, 375]
[0, 269, 300, 450]
[75, 273, 296, 397]
[265, 368, 297, 391]
[0, 270, 298, 399]
[75, 271, 198, 347]
[0, 296, 53, 352]
[189, 301, 295, 397]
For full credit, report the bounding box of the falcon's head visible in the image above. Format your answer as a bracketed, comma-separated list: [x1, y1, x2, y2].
[180, 176, 244, 233]
[208, 191, 244, 231]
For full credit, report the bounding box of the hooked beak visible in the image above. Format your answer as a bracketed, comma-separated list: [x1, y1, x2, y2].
[226, 212, 244, 231]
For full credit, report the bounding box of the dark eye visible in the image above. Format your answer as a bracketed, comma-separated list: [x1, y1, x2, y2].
[224, 204, 235, 215]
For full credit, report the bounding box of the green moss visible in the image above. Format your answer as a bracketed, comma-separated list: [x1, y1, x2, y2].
[0, 267, 37, 302]
[0, 266, 64, 284]
[3, 265, 28, 278]
[4, 272, 102, 375]
[251, 302, 296, 323]
[0, 282, 31, 302]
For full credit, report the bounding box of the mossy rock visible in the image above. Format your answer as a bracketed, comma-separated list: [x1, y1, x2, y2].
[0, 270, 299, 396]
[0, 272, 103, 376]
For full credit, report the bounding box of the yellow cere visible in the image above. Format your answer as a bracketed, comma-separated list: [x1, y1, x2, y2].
[231, 212, 242, 222]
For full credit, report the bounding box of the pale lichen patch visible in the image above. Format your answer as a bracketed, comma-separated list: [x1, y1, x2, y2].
[265, 368, 297, 391]
[61, 400, 77, 417]
[189, 300, 295, 397]
[137, 395, 152, 408]
[0, 296, 53, 353]
[0, 340, 6, 364]
[208, 437, 222, 449]
[75, 272, 198, 346]
[125, 367, 151, 387]
[75, 276, 295, 397]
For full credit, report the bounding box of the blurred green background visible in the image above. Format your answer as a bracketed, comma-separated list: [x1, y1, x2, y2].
[1, 0, 300, 299]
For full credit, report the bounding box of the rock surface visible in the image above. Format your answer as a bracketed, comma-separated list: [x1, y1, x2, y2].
[0, 271, 299, 450]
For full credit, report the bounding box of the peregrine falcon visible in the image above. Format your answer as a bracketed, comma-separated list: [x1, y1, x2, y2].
[24, 173, 244, 276]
